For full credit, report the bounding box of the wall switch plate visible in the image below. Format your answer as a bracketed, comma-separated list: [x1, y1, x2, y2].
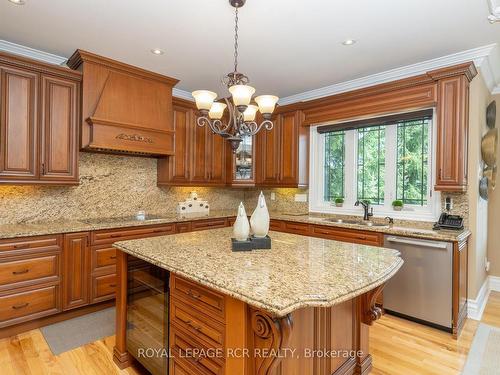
[270, 192, 276, 201]
[294, 194, 308, 202]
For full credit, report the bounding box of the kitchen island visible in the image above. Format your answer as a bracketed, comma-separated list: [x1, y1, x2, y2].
[113, 228, 403, 375]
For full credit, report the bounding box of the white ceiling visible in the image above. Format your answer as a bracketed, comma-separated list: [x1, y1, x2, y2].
[0, 0, 499, 99]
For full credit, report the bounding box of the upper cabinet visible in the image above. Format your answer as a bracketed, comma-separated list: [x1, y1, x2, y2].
[67, 50, 179, 156]
[434, 75, 470, 191]
[0, 52, 81, 185]
[256, 110, 308, 187]
[157, 99, 227, 186]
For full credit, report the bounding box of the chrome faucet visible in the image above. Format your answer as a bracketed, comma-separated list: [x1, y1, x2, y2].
[355, 200, 373, 221]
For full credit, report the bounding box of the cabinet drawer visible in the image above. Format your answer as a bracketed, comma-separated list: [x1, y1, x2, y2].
[91, 246, 116, 272]
[91, 273, 116, 303]
[171, 324, 224, 374]
[172, 358, 202, 375]
[283, 221, 310, 235]
[171, 297, 224, 349]
[269, 219, 284, 231]
[191, 219, 228, 232]
[0, 254, 60, 290]
[171, 275, 225, 322]
[0, 285, 60, 327]
[177, 222, 192, 233]
[310, 225, 382, 246]
[91, 224, 177, 245]
[0, 235, 61, 256]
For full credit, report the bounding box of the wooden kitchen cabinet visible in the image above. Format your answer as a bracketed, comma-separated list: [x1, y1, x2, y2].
[0, 51, 81, 185]
[62, 233, 90, 310]
[256, 110, 308, 187]
[40, 75, 79, 182]
[0, 65, 39, 181]
[158, 98, 227, 186]
[434, 75, 469, 191]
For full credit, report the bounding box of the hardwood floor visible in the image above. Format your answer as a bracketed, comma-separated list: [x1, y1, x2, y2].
[0, 292, 499, 375]
[371, 291, 500, 375]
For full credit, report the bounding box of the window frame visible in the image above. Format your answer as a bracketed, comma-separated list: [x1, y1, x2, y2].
[309, 109, 441, 222]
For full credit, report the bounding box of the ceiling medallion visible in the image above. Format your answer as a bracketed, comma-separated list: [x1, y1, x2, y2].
[191, 0, 279, 152]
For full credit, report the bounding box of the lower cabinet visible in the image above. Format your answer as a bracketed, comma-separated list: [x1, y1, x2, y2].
[62, 232, 90, 310]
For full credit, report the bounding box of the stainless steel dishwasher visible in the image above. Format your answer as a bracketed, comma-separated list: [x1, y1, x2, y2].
[383, 235, 453, 331]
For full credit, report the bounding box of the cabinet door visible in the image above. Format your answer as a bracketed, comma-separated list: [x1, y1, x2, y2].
[257, 115, 281, 185]
[40, 75, 79, 183]
[63, 233, 90, 310]
[190, 123, 209, 183]
[158, 105, 192, 185]
[0, 66, 39, 181]
[435, 76, 468, 191]
[279, 111, 300, 185]
[206, 130, 226, 185]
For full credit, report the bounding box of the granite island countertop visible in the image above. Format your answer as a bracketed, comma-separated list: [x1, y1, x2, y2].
[113, 227, 403, 317]
[0, 210, 470, 242]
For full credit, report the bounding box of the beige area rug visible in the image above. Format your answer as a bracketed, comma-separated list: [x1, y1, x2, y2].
[462, 323, 500, 374]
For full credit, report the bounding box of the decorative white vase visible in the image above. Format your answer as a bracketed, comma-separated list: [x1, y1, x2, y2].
[233, 202, 250, 241]
[250, 192, 270, 238]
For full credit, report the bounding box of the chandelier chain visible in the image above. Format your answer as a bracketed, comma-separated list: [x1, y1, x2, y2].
[234, 7, 239, 73]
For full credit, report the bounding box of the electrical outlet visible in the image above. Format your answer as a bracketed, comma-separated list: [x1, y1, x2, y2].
[486, 258, 491, 272]
[445, 196, 453, 211]
[270, 192, 276, 201]
[294, 194, 308, 202]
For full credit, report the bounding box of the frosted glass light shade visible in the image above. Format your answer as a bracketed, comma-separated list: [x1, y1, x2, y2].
[243, 105, 258, 122]
[228, 85, 255, 106]
[209, 102, 227, 120]
[255, 95, 279, 114]
[192, 90, 217, 111]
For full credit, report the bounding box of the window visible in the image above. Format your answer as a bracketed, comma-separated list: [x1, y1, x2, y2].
[310, 110, 440, 221]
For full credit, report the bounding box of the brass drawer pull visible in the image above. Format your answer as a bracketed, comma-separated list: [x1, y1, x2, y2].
[110, 256, 117, 260]
[187, 289, 201, 299]
[12, 269, 29, 275]
[12, 302, 29, 310]
[13, 244, 28, 249]
[186, 320, 202, 331]
[109, 283, 117, 288]
[110, 234, 122, 238]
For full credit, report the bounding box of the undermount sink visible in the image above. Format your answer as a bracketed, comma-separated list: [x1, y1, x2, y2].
[323, 218, 361, 225]
[360, 222, 389, 228]
[323, 218, 389, 228]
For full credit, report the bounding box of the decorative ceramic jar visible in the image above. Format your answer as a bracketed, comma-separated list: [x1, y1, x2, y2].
[250, 192, 270, 238]
[233, 202, 250, 241]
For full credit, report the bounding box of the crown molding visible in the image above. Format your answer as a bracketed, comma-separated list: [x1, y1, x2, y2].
[172, 88, 194, 101]
[0, 39, 67, 65]
[279, 44, 499, 105]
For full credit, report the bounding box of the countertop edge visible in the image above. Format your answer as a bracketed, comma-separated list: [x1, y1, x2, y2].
[113, 242, 404, 317]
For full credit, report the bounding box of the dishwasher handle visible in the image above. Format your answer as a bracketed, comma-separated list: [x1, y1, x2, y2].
[385, 236, 448, 249]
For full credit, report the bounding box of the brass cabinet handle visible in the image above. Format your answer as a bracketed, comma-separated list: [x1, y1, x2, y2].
[12, 303, 29, 310]
[110, 256, 117, 260]
[186, 320, 202, 331]
[13, 244, 28, 249]
[109, 283, 117, 288]
[187, 289, 201, 299]
[12, 269, 29, 275]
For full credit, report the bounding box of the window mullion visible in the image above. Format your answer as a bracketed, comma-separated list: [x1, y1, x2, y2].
[344, 130, 356, 206]
[384, 125, 397, 210]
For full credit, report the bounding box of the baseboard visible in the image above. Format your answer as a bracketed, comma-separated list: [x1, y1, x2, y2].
[468, 278, 490, 321]
[467, 275, 500, 321]
[489, 276, 500, 292]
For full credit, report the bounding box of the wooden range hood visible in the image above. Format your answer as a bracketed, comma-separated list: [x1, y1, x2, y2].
[67, 50, 179, 156]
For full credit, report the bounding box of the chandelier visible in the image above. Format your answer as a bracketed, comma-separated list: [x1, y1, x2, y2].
[191, 0, 279, 152]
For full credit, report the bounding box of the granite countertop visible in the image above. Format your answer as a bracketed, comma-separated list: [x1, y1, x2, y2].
[114, 227, 403, 317]
[0, 210, 470, 242]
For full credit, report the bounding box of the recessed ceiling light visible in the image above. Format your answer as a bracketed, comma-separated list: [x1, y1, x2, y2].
[8, 0, 26, 4]
[342, 39, 356, 46]
[151, 48, 165, 55]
